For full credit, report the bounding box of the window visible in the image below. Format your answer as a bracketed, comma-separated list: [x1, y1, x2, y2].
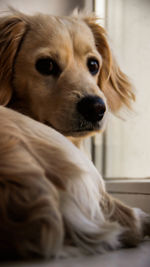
[93, 0, 150, 212]
[94, 0, 150, 179]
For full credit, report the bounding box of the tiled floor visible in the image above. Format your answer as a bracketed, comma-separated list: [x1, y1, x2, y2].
[2, 241, 150, 267]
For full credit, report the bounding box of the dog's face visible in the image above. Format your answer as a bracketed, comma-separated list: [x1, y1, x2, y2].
[12, 15, 107, 137]
[0, 11, 135, 138]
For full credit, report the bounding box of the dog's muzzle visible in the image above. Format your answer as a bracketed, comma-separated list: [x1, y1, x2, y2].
[77, 95, 106, 123]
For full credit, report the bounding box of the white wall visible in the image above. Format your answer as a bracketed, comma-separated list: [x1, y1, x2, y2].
[104, 0, 150, 178]
[0, 0, 87, 15]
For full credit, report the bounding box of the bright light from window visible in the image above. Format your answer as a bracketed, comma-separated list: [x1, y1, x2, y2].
[95, 0, 106, 25]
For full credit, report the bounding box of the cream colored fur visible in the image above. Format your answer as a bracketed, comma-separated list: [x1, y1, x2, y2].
[0, 10, 149, 259]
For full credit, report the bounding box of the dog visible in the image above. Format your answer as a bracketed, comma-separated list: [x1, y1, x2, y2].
[0, 9, 149, 259]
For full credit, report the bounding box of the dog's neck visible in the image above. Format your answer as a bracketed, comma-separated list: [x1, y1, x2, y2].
[68, 137, 84, 150]
[69, 136, 92, 159]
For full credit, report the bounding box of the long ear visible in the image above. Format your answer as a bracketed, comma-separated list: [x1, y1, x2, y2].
[0, 14, 27, 106]
[84, 16, 135, 112]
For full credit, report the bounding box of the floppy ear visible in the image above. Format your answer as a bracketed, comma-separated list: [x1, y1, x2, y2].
[0, 14, 27, 106]
[84, 16, 135, 112]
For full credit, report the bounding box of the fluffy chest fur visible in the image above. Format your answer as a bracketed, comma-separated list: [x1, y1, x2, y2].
[0, 10, 149, 260]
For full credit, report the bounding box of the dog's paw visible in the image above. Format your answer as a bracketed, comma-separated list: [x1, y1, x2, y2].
[134, 208, 150, 238]
[142, 213, 150, 238]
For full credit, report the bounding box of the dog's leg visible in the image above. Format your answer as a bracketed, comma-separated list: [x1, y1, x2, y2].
[0, 133, 64, 259]
[100, 191, 150, 247]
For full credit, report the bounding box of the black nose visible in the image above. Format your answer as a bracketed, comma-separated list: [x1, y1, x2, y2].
[77, 95, 106, 123]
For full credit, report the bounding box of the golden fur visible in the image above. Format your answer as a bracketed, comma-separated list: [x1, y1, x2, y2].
[0, 9, 149, 259]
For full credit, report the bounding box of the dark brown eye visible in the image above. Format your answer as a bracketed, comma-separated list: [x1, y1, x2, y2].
[35, 57, 61, 76]
[87, 58, 99, 75]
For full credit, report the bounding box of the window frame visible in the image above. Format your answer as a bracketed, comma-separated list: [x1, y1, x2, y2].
[106, 179, 150, 213]
[93, 0, 150, 212]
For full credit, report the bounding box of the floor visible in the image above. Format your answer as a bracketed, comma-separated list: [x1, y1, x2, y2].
[2, 241, 150, 267]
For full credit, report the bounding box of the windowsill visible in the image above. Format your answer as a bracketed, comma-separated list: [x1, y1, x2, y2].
[105, 178, 150, 194]
[105, 179, 150, 213]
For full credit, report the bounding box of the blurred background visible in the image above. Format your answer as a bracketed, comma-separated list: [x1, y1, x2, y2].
[0, 0, 150, 180]
[0, 0, 92, 15]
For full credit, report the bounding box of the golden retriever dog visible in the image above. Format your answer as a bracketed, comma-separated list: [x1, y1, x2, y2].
[0, 9, 149, 259]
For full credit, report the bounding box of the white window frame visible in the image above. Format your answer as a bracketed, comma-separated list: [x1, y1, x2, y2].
[94, 0, 150, 213]
[106, 179, 150, 213]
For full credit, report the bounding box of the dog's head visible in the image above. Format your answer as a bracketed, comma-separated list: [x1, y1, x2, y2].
[0, 10, 135, 138]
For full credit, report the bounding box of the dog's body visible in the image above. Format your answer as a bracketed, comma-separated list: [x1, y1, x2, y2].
[0, 10, 149, 259]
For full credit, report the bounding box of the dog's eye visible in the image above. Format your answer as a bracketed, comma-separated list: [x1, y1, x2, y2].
[87, 58, 99, 75]
[35, 57, 60, 76]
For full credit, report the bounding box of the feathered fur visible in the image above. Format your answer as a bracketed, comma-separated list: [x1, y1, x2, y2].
[0, 10, 149, 259]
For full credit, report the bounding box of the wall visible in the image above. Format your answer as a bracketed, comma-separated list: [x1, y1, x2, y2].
[0, 0, 89, 15]
[104, 0, 150, 178]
